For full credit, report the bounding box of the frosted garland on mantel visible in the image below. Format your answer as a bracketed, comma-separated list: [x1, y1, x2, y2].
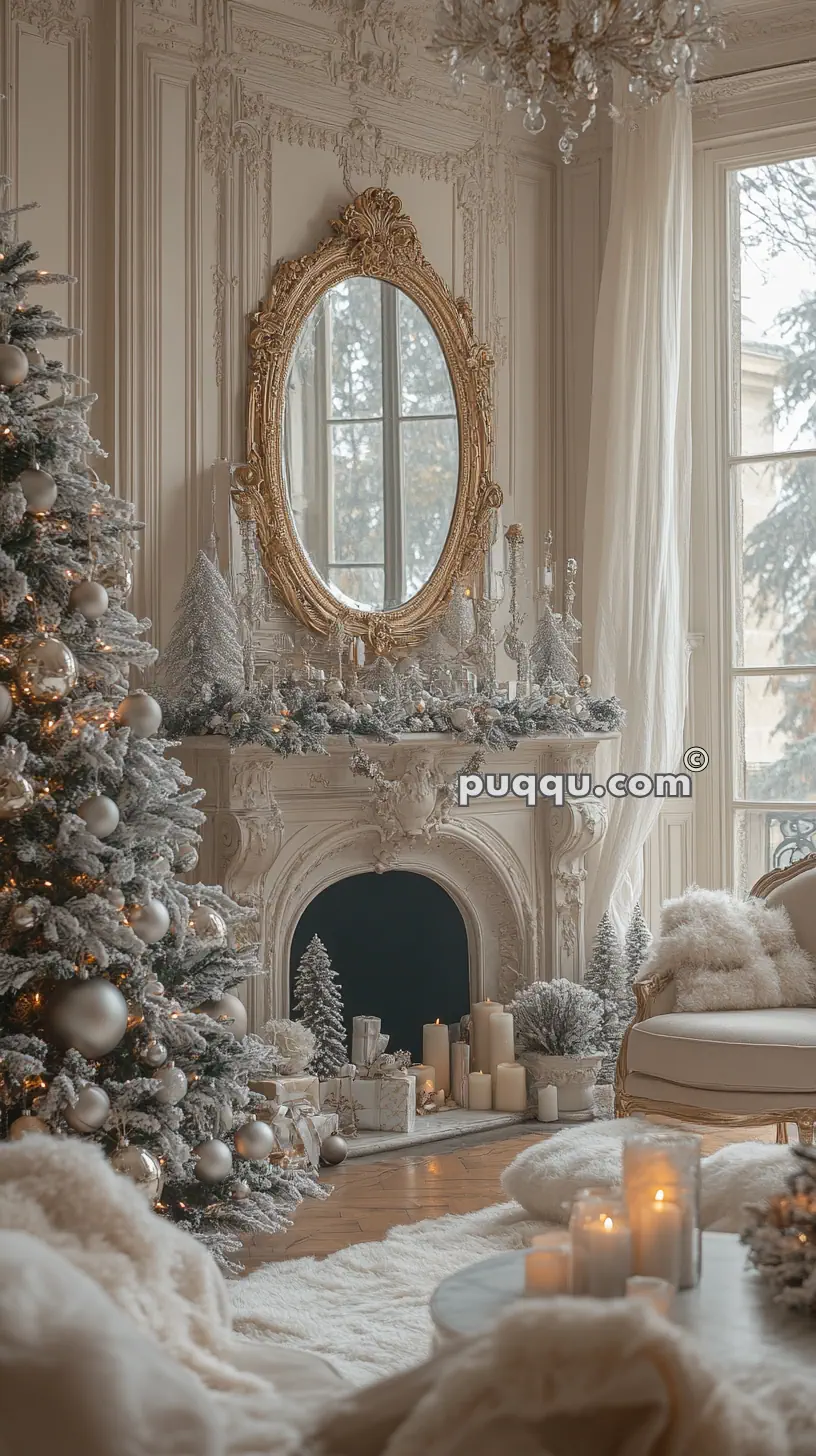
[431, 0, 723, 160]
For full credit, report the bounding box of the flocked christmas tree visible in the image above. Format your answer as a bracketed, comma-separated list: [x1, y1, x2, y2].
[157, 546, 245, 713]
[530, 540, 580, 689]
[623, 902, 653, 1025]
[293, 935, 347, 1080]
[584, 912, 626, 1084]
[0, 195, 324, 1265]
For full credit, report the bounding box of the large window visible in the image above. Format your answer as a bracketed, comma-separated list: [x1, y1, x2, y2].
[728, 157, 816, 888]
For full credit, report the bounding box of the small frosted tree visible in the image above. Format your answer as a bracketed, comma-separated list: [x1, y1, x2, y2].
[584, 913, 626, 1084]
[623, 903, 653, 1024]
[530, 604, 578, 688]
[157, 549, 244, 709]
[293, 935, 348, 1079]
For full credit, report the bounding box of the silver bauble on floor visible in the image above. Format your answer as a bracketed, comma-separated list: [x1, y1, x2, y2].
[69, 579, 109, 619]
[320, 1134, 348, 1166]
[63, 1082, 111, 1133]
[194, 991, 247, 1039]
[192, 1139, 233, 1183]
[110, 1141, 164, 1201]
[129, 898, 170, 943]
[233, 1118, 276, 1160]
[17, 635, 78, 703]
[76, 793, 120, 839]
[45, 977, 129, 1058]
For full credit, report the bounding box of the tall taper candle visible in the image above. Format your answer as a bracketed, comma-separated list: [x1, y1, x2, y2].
[451, 1042, 470, 1106]
[471, 999, 503, 1073]
[422, 1019, 451, 1097]
[488, 1011, 515, 1086]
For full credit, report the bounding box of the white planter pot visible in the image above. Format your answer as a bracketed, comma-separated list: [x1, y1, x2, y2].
[519, 1052, 604, 1122]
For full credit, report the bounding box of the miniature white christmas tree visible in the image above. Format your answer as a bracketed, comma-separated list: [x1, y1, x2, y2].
[584, 912, 627, 1084]
[293, 935, 348, 1080]
[623, 903, 652, 1024]
[157, 548, 244, 708]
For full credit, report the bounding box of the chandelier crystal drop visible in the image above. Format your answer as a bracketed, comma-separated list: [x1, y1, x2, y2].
[431, 1, 723, 161]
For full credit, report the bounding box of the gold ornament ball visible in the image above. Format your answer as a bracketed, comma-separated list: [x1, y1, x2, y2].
[320, 1133, 348, 1166]
[192, 1138, 233, 1184]
[9, 1114, 51, 1140]
[45, 977, 129, 1058]
[188, 902, 227, 943]
[578, 674, 592, 690]
[68, 579, 109, 620]
[0, 770, 35, 820]
[17, 636, 78, 703]
[0, 342, 29, 388]
[140, 1039, 168, 1068]
[95, 557, 133, 603]
[0, 683, 13, 727]
[152, 1061, 188, 1106]
[63, 1082, 110, 1133]
[12, 901, 38, 930]
[110, 1140, 164, 1201]
[76, 793, 120, 840]
[195, 992, 248, 1039]
[116, 689, 162, 738]
[17, 467, 57, 515]
[233, 1118, 276, 1160]
[129, 898, 170, 944]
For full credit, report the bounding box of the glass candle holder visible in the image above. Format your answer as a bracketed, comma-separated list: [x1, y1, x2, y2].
[569, 1187, 632, 1298]
[524, 1232, 573, 1296]
[626, 1275, 675, 1318]
[623, 1131, 702, 1290]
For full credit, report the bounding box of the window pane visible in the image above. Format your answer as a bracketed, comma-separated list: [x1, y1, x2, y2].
[329, 278, 383, 419]
[734, 672, 816, 801]
[330, 422, 383, 562]
[734, 808, 816, 895]
[328, 566, 384, 613]
[733, 158, 816, 456]
[399, 293, 455, 416]
[401, 418, 459, 598]
[735, 459, 816, 668]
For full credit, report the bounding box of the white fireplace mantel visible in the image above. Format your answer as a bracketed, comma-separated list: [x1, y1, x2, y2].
[179, 733, 619, 1029]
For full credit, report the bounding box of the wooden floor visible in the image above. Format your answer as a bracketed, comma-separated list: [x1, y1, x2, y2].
[239, 1118, 776, 1275]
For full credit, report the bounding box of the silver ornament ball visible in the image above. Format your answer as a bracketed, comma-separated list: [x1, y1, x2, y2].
[192, 1138, 233, 1184]
[140, 1039, 168, 1068]
[105, 886, 125, 911]
[129, 898, 170, 944]
[152, 1061, 188, 1106]
[233, 1118, 276, 1161]
[45, 977, 129, 1058]
[69, 579, 109, 620]
[76, 793, 120, 839]
[188, 902, 227, 942]
[117, 690, 162, 738]
[26, 348, 45, 371]
[17, 467, 57, 515]
[94, 557, 133, 603]
[229, 1179, 251, 1202]
[110, 1141, 164, 1201]
[63, 1082, 111, 1134]
[175, 843, 199, 872]
[0, 683, 13, 727]
[9, 1114, 51, 1140]
[195, 992, 247, 1039]
[0, 342, 29, 388]
[12, 900, 37, 930]
[145, 978, 165, 997]
[17, 635, 78, 703]
[320, 1134, 348, 1166]
[0, 770, 35, 820]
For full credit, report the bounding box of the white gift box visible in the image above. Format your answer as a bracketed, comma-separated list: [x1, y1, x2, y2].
[250, 1075, 320, 1111]
[321, 1073, 416, 1133]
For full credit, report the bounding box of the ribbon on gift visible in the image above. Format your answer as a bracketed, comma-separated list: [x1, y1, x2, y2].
[320, 1064, 359, 1136]
[268, 1096, 323, 1170]
[361, 1050, 412, 1080]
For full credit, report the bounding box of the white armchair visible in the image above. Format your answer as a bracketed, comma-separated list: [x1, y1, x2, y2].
[615, 855, 816, 1144]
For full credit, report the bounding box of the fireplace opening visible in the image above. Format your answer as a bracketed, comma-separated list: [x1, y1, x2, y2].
[289, 871, 470, 1063]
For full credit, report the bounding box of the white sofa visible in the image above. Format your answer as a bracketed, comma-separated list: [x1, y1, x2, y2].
[615, 855, 816, 1143]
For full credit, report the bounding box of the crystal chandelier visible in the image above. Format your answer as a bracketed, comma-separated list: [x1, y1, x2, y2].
[431, 1, 723, 161]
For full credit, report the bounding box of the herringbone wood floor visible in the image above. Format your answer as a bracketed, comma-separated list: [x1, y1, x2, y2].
[239, 1119, 776, 1275]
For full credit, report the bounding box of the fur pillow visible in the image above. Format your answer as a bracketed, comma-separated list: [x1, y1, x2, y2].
[636, 887, 816, 1012]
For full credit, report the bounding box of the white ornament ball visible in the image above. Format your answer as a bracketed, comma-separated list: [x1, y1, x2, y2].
[95, 557, 133, 603]
[63, 1082, 111, 1133]
[140, 1039, 168, 1068]
[152, 1061, 187, 1106]
[69, 580, 109, 620]
[105, 886, 125, 911]
[117, 690, 162, 737]
[192, 1138, 233, 1184]
[12, 900, 37, 930]
[45, 977, 129, 1059]
[151, 855, 171, 879]
[0, 771, 35, 820]
[9, 1114, 51, 1140]
[76, 793, 120, 839]
[129, 898, 170, 944]
[17, 467, 57, 515]
[17, 636, 78, 703]
[578, 674, 592, 690]
[233, 1118, 276, 1160]
[188, 903, 227, 942]
[449, 706, 475, 731]
[195, 992, 247, 1039]
[0, 683, 13, 727]
[320, 1133, 348, 1166]
[145, 978, 165, 998]
[110, 1141, 164, 1201]
[325, 677, 344, 697]
[0, 342, 29, 388]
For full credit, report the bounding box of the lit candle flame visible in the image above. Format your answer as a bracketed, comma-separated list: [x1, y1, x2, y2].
[435, 1018, 440, 1025]
[603, 1216, 614, 1231]
[655, 1189, 665, 1203]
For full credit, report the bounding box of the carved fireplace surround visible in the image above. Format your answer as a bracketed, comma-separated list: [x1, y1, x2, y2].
[179, 733, 618, 1030]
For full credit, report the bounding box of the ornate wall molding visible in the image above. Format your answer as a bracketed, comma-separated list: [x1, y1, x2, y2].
[10, 0, 83, 41]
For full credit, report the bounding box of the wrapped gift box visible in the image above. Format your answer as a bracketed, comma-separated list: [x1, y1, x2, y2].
[321, 1073, 416, 1134]
[250, 1075, 320, 1111]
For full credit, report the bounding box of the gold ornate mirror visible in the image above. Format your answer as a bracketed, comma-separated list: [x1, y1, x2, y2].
[234, 188, 501, 655]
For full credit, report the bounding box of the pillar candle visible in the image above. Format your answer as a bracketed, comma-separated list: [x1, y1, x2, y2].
[583, 1212, 632, 1298]
[422, 1020, 451, 1096]
[525, 1235, 572, 1295]
[537, 1085, 559, 1122]
[488, 1011, 515, 1085]
[471, 1000, 503, 1073]
[451, 1042, 470, 1106]
[408, 1064, 435, 1096]
[468, 1071, 492, 1110]
[494, 1062, 526, 1112]
[631, 1188, 682, 1288]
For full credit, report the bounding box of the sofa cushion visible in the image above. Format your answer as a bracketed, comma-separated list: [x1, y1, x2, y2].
[766, 864, 816, 963]
[627, 1008, 816, 1093]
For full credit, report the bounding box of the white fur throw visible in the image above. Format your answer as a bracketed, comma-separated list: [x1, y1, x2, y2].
[636, 887, 816, 1012]
[501, 1118, 792, 1226]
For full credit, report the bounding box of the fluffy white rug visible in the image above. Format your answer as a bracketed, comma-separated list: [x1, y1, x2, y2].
[232, 1124, 792, 1387]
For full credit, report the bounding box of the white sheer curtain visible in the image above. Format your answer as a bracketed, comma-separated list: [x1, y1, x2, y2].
[582, 89, 693, 940]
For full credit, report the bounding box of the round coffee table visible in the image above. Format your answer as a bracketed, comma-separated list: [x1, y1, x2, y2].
[430, 1232, 816, 1370]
